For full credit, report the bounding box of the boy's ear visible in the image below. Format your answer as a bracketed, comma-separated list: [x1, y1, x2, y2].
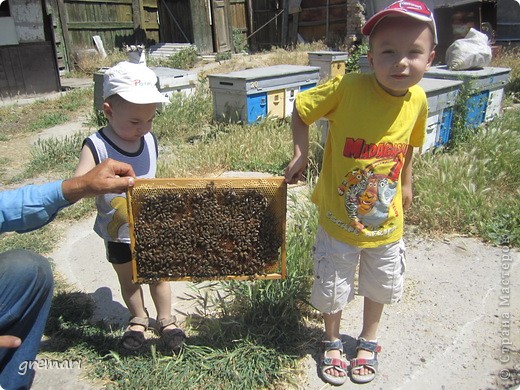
[367, 51, 375, 69]
[102, 102, 113, 120]
[426, 49, 436, 70]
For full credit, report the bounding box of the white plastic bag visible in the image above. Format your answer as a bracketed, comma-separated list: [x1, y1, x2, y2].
[446, 28, 492, 70]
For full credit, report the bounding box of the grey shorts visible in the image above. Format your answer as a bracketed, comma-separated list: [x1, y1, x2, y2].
[310, 227, 406, 314]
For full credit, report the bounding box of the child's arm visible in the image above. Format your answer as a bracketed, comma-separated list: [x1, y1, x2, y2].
[401, 146, 415, 210]
[284, 108, 310, 184]
[74, 145, 97, 177]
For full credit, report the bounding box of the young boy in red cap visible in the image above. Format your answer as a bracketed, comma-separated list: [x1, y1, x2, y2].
[284, 1, 436, 385]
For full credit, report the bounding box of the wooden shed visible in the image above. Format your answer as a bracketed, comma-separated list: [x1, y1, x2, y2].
[0, 0, 61, 98]
[157, 0, 234, 54]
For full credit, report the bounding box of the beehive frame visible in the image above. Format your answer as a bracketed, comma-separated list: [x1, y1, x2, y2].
[127, 177, 287, 283]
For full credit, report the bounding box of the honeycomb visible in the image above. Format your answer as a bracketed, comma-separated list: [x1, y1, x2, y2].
[127, 177, 287, 283]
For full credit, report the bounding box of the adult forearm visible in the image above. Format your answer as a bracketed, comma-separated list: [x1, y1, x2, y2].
[0, 181, 68, 233]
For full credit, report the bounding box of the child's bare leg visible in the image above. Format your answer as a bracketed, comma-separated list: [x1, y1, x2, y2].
[354, 297, 384, 376]
[323, 310, 345, 378]
[150, 281, 185, 351]
[113, 262, 147, 317]
[149, 281, 175, 327]
[112, 262, 148, 326]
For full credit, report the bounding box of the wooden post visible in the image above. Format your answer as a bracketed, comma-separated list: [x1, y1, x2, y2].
[245, 0, 256, 51]
[288, 10, 299, 46]
[281, 0, 288, 47]
[55, 0, 73, 71]
[132, 0, 146, 44]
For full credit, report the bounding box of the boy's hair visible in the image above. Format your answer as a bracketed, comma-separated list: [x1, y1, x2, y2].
[104, 93, 127, 108]
[362, 1, 437, 45]
[103, 61, 169, 105]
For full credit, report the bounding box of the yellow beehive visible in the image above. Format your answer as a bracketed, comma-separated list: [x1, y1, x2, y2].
[126, 177, 287, 283]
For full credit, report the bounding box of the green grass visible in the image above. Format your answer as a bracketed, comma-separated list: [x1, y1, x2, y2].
[23, 132, 85, 178]
[158, 118, 298, 177]
[0, 225, 60, 255]
[490, 47, 520, 101]
[153, 88, 214, 145]
[407, 109, 520, 246]
[147, 47, 200, 70]
[0, 88, 92, 138]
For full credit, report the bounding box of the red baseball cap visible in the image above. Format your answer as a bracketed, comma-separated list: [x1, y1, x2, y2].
[362, 1, 438, 45]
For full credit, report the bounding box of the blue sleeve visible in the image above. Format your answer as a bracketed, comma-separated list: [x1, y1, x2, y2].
[0, 180, 71, 233]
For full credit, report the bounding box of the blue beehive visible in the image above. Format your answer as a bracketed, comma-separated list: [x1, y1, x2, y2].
[418, 78, 463, 153]
[208, 65, 320, 124]
[424, 66, 511, 129]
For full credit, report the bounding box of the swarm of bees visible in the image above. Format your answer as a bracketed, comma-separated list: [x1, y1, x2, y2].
[131, 182, 284, 282]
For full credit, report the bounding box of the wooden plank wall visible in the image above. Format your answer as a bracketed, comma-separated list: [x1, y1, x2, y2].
[63, 0, 159, 51]
[157, 0, 192, 44]
[0, 42, 60, 97]
[250, 0, 284, 51]
[45, 0, 70, 73]
[230, 0, 248, 43]
[299, 0, 347, 44]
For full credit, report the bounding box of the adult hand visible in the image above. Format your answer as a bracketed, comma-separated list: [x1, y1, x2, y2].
[0, 335, 22, 349]
[62, 158, 136, 203]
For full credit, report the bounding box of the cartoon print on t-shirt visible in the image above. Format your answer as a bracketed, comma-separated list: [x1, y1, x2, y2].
[337, 153, 403, 233]
[107, 196, 129, 240]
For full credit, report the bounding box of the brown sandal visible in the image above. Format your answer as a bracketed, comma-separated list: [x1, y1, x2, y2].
[156, 315, 186, 353]
[122, 316, 149, 350]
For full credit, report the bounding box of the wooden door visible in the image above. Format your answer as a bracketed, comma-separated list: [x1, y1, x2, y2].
[211, 0, 232, 52]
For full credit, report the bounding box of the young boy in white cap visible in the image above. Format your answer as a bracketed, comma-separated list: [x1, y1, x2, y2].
[74, 61, 185, 352]
[284, 1, 436, 385]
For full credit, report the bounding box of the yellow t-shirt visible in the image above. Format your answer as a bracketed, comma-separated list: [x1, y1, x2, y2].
[296, 73, 427, 248]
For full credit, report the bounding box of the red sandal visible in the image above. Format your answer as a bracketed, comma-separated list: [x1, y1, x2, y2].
[320, 339, 349, 386]
[350, 337, 381, 384]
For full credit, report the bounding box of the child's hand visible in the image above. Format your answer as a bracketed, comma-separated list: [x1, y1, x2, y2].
[284, 155, 307, 184]
[402, 184, 413, 210]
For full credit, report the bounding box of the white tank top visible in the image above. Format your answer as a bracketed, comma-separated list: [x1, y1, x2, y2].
[84, 129, 158, 243]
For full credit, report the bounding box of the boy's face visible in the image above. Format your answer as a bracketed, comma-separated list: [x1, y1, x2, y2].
[368, 17, 435, 97]
[103, 97, 157, 141]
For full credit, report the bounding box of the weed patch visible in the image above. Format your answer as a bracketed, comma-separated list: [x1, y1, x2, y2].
[24, 132, 85, 178]
[0, 225, 60, 255]
[408, 109, 520, 246]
